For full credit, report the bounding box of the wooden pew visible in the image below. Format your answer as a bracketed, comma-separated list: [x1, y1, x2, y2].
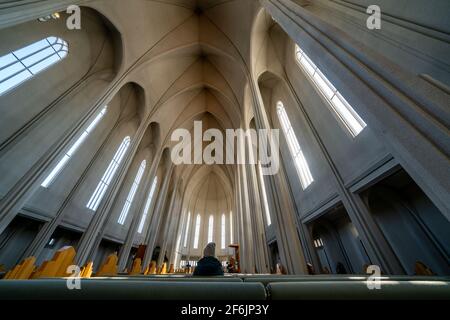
[4, 257, 36, 280]
[144, 261, 157, 275]
[32, 246, 76, 278]
[129, 258, 142, 275]
[95, 254, 118, 277]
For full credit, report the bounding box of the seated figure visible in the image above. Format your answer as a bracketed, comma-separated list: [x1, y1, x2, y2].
[193, 242, 224, 276]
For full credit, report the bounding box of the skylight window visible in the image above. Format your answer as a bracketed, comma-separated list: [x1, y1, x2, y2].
[221, 213, 226, 249]
[230, 211, 233, 244]
[193, 214, 201, 249]
[183, 212, 191, 247]
[41, 107, 107, 188]
[137, 176, 158, 234]
[118, 160, 146, 225]
[295, 44, 366, 137]
[208, 215, 214, 243]
[0, 37, 68, 96]
[257, 163, 272, 226]
[277, 102, 314, 190]
[86, 136, 131, 211]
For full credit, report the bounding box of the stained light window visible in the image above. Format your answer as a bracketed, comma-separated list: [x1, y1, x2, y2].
[208, 215, 214, 243]
[221, 214, 226, 249]
[277, 102, 314, 190]
[258, 163, 272, 226]
[118, 160, 146, 225]
[137, 176, 158, 234]
[0, 37, 68, 96]
[295, 44, 366, 137]
[230, 211, 233, 244]
[41, 107, 107, 188]
[183, 212, 191, 247]
[86, 136, 131, 211]
[193, 214, 201, 249]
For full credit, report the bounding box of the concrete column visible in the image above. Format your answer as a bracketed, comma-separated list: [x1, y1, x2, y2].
[262, 0, 450, 220]
[259, 0, 417, 273]
[167, 207, 183, 267]
[156, 184, 180, 268]
[169, 207, 187, 268]
[75, 120, 149, 265]
[117, 149, 163, 271]
[21, 120, 121, 260]
[142, 164, 174, 267]
[235, 163, 254, 273]
[0, 87, 118, 237]
[246, 137, 271, 273]
[248, 75, 307, 274]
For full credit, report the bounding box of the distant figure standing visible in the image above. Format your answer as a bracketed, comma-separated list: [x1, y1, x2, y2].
[194, 242, 224, 276]
[275, 262, 287, 275]
[306, 263, 315, 275]
[227, 257, 236, 273]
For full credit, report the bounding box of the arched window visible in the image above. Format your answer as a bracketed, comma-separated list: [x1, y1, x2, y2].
[0, 37, 68, 96]
[183, 212, 191, 247]
[257, 163, 272, 226]
[295, 44, 366, 137]
[221, 213, 226, 249]
[277, 102, 314, 190]
[118, 160, 146, 225]
[208, 215, 214, 243]
[41, 107, 107, 188]
[86, 136, 131, 211]
[193, 214, 201, 249]
[137, 176, 158, 234]
[229, 211, 233, 244]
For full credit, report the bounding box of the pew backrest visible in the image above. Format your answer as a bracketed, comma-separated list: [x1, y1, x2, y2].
[0, 280, 265, 300]
[267, 280, 450, 300]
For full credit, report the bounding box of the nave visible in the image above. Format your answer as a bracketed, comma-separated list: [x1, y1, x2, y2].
[0, 0, 449, 302]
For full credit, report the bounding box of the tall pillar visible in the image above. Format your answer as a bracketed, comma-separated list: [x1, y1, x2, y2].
[257, 0, 449, 273]
[142, 164, 174, 267]
[261, 0, 450, 221]
[156, 184, 180, 268]
[248, 76, 308, 274]
[246, 137, 271, 273]
[166, 203, 184, 267]
[235, 163, 255, 273]
[21, 120, 121, 261]
[74, 122, 148, 265]
[117, 149, 163, 270]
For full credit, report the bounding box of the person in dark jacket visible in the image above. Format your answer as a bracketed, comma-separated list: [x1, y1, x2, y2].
[336, 262, 348, 274]
[193, 242, 224, 276]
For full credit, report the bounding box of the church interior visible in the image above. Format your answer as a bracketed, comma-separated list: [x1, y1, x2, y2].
[0, 0, 449, 301]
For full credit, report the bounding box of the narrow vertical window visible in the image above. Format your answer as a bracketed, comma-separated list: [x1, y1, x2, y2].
[86, 136, 131, 211]
[229, 211, 233, 244]
[295, 44, 366, 137]
[183, 212, 191, 247]
[0, 37, 68, 96]
[208, 215, 214, 243]
[277, 102, 314, 190]
[118, 160, 146, 225]
[137, 176, 158, 234]
[41, 107, 107, 188]
[221, 213, 226, 249]
[193, 214, 201, 249]
[257, 163, 272, 226]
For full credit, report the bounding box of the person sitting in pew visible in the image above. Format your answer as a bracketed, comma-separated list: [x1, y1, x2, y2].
[336, 262, 348, 274]
[194, 242, 224, 276]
